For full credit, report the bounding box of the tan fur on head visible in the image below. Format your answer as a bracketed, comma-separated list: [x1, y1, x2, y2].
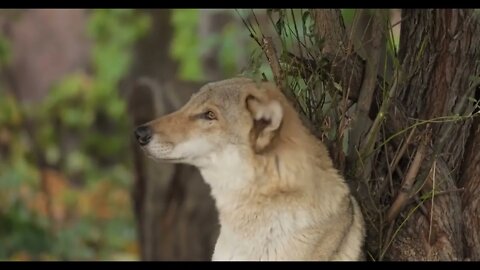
[136, 76, 366, 261]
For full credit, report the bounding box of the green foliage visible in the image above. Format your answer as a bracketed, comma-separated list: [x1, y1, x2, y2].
[218, 23, 240, 76]
[171, 9, 253, 81]
[243, 9, 337, 136]
[0, 9, 149, 260]
[0, 8, 276, 260]
[170, 9, 204, 81]
[0, 93, 21, 126]
[0, 202, 52, 259]
[88, 9, 150, 86]
[341, 9, 356, 25]
[0, 35, 11, 67]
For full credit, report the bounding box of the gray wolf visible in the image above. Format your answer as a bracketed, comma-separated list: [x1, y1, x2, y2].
[134, 77, 366, 261]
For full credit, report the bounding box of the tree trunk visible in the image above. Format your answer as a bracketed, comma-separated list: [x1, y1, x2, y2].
[459, 116, 480, 260]
[384, 9, 479, 261]
[307, 9, 480, 260]
[124, 9, 218, 261]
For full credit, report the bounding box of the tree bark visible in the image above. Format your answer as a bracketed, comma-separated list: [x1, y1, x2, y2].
[385, 9, 479, 261]
[309, 9, 480, 261]
[459, 116, 480, 260]
[313, 9, 365, 102]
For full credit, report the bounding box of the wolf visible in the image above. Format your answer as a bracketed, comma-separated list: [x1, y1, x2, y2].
[134, 77, 366, 261]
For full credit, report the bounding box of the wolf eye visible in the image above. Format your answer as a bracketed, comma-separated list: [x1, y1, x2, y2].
[204, 111, 217, 120]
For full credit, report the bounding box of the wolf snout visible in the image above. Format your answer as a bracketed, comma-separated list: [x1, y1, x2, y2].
[134, 125, 152, 146]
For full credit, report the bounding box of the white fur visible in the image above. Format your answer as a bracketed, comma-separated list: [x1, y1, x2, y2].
[252, 100, 283, 132]
[199, 146, 254, 199]
[199, 146, 321, 261]
[211, 208, 317, 261]
[143, 135, 173, 157]
[145, 135, 213, 164]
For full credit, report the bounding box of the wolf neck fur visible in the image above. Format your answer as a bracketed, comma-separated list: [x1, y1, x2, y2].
[199, 120, 349, 227]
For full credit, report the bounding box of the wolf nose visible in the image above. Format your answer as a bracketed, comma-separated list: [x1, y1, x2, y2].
[135, 125, 152, 146]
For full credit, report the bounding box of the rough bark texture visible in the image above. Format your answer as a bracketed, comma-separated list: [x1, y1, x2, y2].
[313, 9, 365, 101]
[460, 117, 480, 260]
[124, 9, 218, 260]
[386, 9, 480, 261]
[397, 9, 479, 172]
[311, 9, 480, 261]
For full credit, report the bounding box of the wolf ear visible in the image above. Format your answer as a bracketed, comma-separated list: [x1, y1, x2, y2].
[246, 95, 283, 153]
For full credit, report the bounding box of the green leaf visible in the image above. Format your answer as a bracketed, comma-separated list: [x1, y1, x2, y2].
[0, 34, 12, 67]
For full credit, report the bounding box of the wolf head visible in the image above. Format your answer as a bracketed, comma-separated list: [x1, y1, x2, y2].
[134, 77, 289, 167]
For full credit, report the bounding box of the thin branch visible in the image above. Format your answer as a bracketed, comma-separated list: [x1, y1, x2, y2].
[381, 193, 426, 259]
[389, 125, 416, 172]
[357, 12, 383, 115]
[235, 9, 262, 47]
[354, 69, 401, 180]
[427, 160, 436, 249]
[260, 36, 315, 132]
[262, 37, 284, 89]
[349, 11, 385, 163]
[431, 187, 465, 196]
[379, 221, 395, 260]
[312, 9, 366, 101]
[385, 130, 430, 223]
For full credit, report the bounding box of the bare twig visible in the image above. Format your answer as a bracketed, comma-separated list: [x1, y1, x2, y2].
[413, 194, 430, 217]
[262, 37, 285, 89]
[385, 130, 430, 223]
[407, 78, 480, 203]
[381, 196, 426, 259]
[356, 12, 383, 114]
[312, 9, 365, 101]
[381, 127, 394, 195]
[359, 69, 401, 159]
[379, 221, 395, 260]
[260, 36, 315, 132]
[427, 160, 436, 249]
[432, 187, 465, 196]
[349, 11, 385, 172]
[353, 69, 401, 182]
[389, 125, 416, 172]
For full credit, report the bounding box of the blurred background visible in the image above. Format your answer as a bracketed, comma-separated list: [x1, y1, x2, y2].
[0, 8, 275, 261]
[0, 9, 402, 260]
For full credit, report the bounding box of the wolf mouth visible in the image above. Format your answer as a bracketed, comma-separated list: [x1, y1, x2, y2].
[140, 148, 183, 162]
[159, 157, 184, 162]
